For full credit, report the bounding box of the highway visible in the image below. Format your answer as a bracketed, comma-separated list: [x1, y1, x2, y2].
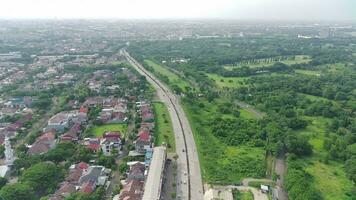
[123, 50, 204, 200]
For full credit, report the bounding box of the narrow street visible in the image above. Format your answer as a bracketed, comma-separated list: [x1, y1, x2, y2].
[105, 103, 136, 199]
[275, 155, 288, 200]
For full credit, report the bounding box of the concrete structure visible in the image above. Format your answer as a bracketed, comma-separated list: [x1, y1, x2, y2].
[142, 146, 166, 200]
[47, 112, 72, 132]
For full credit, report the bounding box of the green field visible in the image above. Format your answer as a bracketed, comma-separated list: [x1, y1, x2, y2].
[224, 55, 311, 70]
[144, 60, 191, 91]
[183, 98, 266, 184]
[294, 116, 354, 200]
[153, 102, 175, 153]
[239, 109, 260, 119]
[295, 69, 321, 76]
[90, 124, 127, 137]
[145, 60, 266, 184]
[207, 73, 248, 88]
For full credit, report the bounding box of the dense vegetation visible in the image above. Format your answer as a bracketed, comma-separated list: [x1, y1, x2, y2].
[129, 35, 356, 199]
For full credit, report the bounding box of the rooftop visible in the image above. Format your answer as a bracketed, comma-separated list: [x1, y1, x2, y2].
[142, 146, 166, 200]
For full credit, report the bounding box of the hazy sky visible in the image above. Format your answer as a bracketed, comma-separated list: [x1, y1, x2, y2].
[0, 0, 355, 21]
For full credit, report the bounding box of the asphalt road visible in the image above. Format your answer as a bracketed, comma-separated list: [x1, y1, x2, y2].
[123, 50, 204, 200]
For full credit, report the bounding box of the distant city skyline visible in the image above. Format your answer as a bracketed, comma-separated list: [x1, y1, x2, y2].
[0, 0, 355, 21]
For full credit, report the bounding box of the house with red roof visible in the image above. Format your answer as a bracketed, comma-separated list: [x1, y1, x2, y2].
[28, 131, 56, 155]
[79, 180, 96, 194]
[135, 129, 151, 154]
[140, 104, 154, 122]
[101, 131, 122, 156]
[118, 179, 144, 200]
[83, 138, 101, 153]
[60, 123, 81, 142]
[79, 106, 89, 113]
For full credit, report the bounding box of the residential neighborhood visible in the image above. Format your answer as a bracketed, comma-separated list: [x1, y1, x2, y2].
[0, 36, 174, 200]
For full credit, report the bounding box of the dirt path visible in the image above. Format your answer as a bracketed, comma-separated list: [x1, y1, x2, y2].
[275, 155, 288, 200]
[235, 101, 265, 119]
[242, 178, 275, 187]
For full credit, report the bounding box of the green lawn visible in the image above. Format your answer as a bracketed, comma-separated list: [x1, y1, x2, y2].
[144, 60, 191, 92]
[90, 124, 127, 137]
[153, 102, 175, 153]
[294, 116, 354, 200]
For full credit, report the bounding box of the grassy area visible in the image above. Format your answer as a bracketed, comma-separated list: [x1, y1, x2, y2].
[239, 108, 260, 119]
[312, 62, 349, 73]
[232, 189, 254, 200]
[144, 59, 266, 184]
[304, 160, 354, 200]
[153, 102, 175, 153]
[207, 73, 247, 88]
[144, 59, 191, 92]
[225, 55, 311, 70]
[90, 124, 127, 137]
[294, 116, 354, 200]
[295, 69, 321, 76]
[182, 98, 266, 184]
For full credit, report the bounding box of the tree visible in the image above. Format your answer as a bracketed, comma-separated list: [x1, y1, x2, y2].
[20, 162, 64, 195]
[0, 183, 35, 200]
[286, 134, 313, 157]
[0, 145, 4, 159]
[0, 177, 7, 189]
[119, 162, 129, 174]
[345, 156, 356, 183]
[44, 142, 77, 163]
[98, 155, 116, 170]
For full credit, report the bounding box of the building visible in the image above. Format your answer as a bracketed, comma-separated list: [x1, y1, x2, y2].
[119, 179, 145, 200]
[140, 104, 154, 122]
[127, 162, 146, 181]
[3, 96, 33, 108]
[60, 123, 81, 142]
[78, 165, 109, 186]
[47, 112, 72, 132]
[83, 138, 101, 153]
[135, 129, 151, 154]
[28, 131, 56, 155]
[101, 131, 122, 156]
[49, 162, 108, 199]
[142, 146, 166, 200]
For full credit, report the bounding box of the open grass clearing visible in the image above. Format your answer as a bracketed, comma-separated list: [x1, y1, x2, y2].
[224, 55, 311, 70]
[239, 109, 260, 119]
[144, 59, 191, 92]
[182, 98, 266, 184]
[294, 116, 354, 200]
[295, 69, 321, 76]
[207, 73, 248, 88]
[153, 102, 175, 153]
[90, 123, 127, 137]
